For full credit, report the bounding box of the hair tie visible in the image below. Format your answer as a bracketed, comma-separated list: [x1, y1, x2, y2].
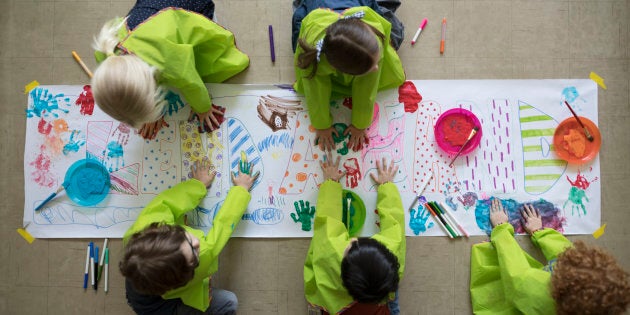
[342, 11, 365, 20]
[315, 38, 324, 62]
[107, 52, 115, 57]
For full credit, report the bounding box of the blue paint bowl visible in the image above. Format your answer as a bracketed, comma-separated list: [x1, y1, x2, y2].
[64, 159, 110, 206]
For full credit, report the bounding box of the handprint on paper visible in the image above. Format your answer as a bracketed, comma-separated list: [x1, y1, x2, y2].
[291, 200, 315, 231]
[343, 158, 361, 188]
[112, 122, 131, 146]
[409, 204, 434, 235]
[62, 130, 85, 155]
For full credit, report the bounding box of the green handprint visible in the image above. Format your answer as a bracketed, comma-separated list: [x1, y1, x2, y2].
[332, 123, 350, 155]
[291, 200, 315, 231]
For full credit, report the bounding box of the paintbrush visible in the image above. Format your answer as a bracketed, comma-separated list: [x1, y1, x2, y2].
[563, 101, 594, 142]
[34, 184, 66, 211]
[448, 126, 479, 167]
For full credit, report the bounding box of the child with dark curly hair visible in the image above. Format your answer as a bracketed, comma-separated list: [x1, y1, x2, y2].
[120, 160, 258, 315]
[470, 198, 630, 315]
[304, 153, 405, 314]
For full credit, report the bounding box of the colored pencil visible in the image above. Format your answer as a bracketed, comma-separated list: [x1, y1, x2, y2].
[71, 51, 93, 78]
[439, 202, 469, 237]
[430, 202, 460, 237]
[424, 203, 455, 238]
[408, 171, 433, 212]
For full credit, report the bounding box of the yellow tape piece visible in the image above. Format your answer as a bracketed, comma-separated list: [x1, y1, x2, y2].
[589, 72, 607, 90]
[592, 223, 606, 239]
[17, 228, 35, 244]
[24, 80, 40, 94]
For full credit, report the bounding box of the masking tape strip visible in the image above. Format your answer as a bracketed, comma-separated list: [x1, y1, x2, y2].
[24, 80, 40, 94]
[592, 223, 606, 239]
[589, 72, 607, 90]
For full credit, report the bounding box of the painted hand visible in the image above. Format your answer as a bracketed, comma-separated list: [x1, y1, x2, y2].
[291, 200, 316, 231]
[521, 204, 543, 234]
[191, 160, 216, 188]
[231, 164, 260, 191]
[315, 127, 338, 152]
[139, 117, 168, 140]
[196, 106, 225, 132]
[319, 151, 345, 182]
[344, 125, 369, 152]
[490, 198, 509, 227]
[409, 205, 433, 235]
[370, 157, 398, 185]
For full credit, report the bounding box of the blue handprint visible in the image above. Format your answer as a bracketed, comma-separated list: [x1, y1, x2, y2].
[62, 130, 85, 155]
[105, 141, 125, 172]
[409, 204, 434, 235]
[163, 90, 185, 116]
[26, 88, 70, 118]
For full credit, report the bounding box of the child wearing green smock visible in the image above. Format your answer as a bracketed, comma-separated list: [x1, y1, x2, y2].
[294, 7, 405, 152]
[304, 154, 406, 314]
[471, 198, 630, 315]
[120, 160, 258, 315]
[92, 0, 248, 139]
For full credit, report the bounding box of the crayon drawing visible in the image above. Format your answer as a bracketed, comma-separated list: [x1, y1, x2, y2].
[23, 81, 600, 238]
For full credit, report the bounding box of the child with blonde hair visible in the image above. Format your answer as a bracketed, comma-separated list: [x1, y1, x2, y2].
[293, 2, 405, 152]
[92, 0, 248, 139]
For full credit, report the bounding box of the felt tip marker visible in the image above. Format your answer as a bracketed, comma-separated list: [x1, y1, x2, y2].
[104, 248, 109, 293]
[93, 246, 99, 290]
[98, 238, 108, 281]
[89, 242, 95, 289]
[411, 19, 428, 45]
[440, 18, 447, 54]
[83, 243, 90, 289]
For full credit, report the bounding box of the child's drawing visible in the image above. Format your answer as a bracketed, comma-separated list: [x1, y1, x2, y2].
[23, 81, 600, 238]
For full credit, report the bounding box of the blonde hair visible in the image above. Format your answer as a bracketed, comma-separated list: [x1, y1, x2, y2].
[91, 18, 166, 128]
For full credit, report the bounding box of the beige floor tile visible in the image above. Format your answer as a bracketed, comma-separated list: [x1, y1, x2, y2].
[453, 1, 512, 59]
[511, 1, 570, 59]
[569, 1, 628, 59]
[48, 284, 106, 314]
[9, 2, 54, 58]
[7, 286, 48, 315]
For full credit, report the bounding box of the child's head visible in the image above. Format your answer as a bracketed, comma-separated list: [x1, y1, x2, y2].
[297, 19, 384, 78]
[551, 240, 630, 315]
[120, 223, 200, 295]
[91, 19, 165, 128]
[341, 238, 400, 303]
[91, 55, 165, 129]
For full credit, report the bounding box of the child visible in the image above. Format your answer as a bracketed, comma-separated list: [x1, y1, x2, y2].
[470, 199, 630, 315]
[120, 160, 258, 315]
[293, 5, 405, 152]
[304, 153, 405, 314]
[92, 0, 249, 139]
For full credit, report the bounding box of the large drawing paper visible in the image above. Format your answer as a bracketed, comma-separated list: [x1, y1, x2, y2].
[23, 80, 600, 238]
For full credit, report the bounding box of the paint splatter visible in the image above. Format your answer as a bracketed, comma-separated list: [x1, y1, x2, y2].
[398, 81, 422, 113]
[561, 86, 579, 103]
[62, 130, 85, 155]
[37, 118, 52, 135]
[409, 203, 434, 235]
[475, 198, 565, 235]
[30, 146, 56, 188]
[106, 141, 124, 172]
[457, 192, 479, 210]
[26, 87, 70, 118]
[563, 171, 597, 217]
[343, 158, 361, 188]
[75, 85, 95, 115]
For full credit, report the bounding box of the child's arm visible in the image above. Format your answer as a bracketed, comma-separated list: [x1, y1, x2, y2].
[369, 158, 406, 276]
[351, 61, 381, 129]
[202, 168, 258, 261]
[301, 72, 333, 129]
[531, 229, 573, 262]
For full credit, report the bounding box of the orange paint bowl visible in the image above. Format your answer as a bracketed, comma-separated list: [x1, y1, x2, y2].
[553, 116, 601, 164]
[434, 108, 482, 155]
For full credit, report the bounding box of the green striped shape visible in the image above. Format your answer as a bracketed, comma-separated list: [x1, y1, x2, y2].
[519, 105, 534, 110]
[524, 174, 562, 181]
[520, 115, 554, 123]
[525, 185, 555, 193]
[521, 128, 556, 138]
[523, 159, 567, 167]
[523, 144, 556, 152]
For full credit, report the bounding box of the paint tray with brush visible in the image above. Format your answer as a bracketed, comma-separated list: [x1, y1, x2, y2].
[64, 158, 110, 206]
[434, 108, 482, 155]
[553, 116, 601, 164]
[342, 190, 366, 237]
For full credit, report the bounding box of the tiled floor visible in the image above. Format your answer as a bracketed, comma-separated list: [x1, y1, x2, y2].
[1, 0, 629, 314]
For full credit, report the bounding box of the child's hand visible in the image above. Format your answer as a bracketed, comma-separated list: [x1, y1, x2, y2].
[521, 204, 543, 234]
[490, 198, 509, 227]
[231, 164, 260, 191]
[315, 127, 338, 152]
[139, 117, 168, 140]
[369, 157, 398, 185]
[198, 107, 224, 130]
[319, 151, 345, 182]
[344, 125, 369, 152]
[191, 160, 216, 188]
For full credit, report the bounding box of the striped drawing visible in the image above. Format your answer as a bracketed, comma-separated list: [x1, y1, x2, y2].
[86, 121, 113, 162]
[242, 208, 284, 225]
[227, 118, 263, 188]
[474, 99, 516, 193]
[518, 100, 567, 194]
[109, 163, 140, 195]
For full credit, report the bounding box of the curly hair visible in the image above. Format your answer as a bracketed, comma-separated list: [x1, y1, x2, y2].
[120, 223, 196, 295]
[552, 240, 630, 315]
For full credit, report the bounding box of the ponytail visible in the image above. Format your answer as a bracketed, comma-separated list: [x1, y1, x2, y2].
[297, 38, 320, 79]
[93, 18, 127, 56]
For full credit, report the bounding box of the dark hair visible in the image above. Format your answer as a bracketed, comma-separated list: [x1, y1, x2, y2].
[552, 240, 630, 315]
[119, 223, 196, 295]
[341, 238, 400, 303]
[297, 18, 385, 79]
